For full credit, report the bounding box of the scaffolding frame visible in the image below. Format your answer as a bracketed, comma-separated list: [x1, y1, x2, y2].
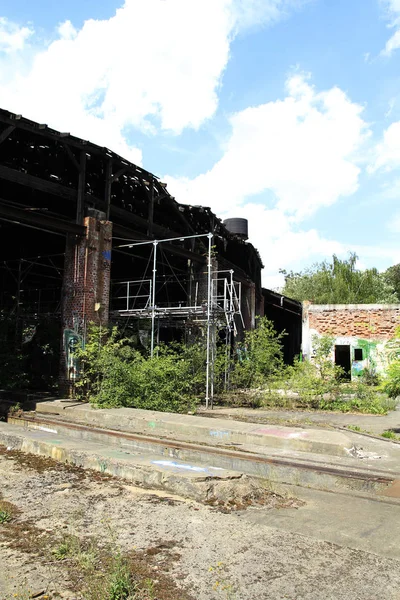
[114, 233, 243, 408]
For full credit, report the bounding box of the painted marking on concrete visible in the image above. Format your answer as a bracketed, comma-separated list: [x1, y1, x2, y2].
[152, 460, 223, 475]
[253, 428, 307, 439]
[37, 426, 58, 434]
[210, 430, 230, 438]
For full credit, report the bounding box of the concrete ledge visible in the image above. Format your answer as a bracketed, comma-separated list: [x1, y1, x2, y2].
[36, 400, 354, 458]
[3, 419, 400, 503]
[0, 423, 261, 505]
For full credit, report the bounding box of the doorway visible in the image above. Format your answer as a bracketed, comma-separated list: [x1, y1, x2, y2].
[334, 345, 351, 380]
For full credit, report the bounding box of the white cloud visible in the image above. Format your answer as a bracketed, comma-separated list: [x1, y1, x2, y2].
[57, 20, 78, 41]
[372, 121, 400, 172]
[166, 74, 368, 219]
[381, 0, 400, 56]
[0, 17, 33, 54]
[165, 74, 370, 287]
[0, 0, 304, 163]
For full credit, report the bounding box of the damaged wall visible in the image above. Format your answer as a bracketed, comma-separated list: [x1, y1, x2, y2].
[303, 302, 400, 378]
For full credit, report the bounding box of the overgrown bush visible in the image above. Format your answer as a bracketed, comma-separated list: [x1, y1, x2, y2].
[75, 318, 285, 412]
[383, 359, 400, 399]
[75, 322, 392, 416]
[75, 325, 202, 413]
[261, 335, 392, 414]
[230, 317, 285, 389]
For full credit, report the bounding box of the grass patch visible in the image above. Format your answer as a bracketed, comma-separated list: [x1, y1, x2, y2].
[50, 531, 192, 600]
[381, 430, 400, 441]
[0, 508, 12, 523]
[0, 496, 17, 524]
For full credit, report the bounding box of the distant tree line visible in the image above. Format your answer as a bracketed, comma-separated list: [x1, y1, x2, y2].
[280, 253, 400, 304]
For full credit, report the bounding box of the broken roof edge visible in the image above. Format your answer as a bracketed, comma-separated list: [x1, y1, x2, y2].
[262, 288, 302, 309]
[0, 107, 264, 258]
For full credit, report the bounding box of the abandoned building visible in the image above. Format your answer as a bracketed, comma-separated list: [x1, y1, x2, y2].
[302, 302, 400, 379]
[0, 108, 301, 397]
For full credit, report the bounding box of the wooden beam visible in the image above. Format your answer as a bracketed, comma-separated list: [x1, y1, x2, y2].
[105, 159, 113, 221]
[111, 167, 128, 182]
[62, 143, 80, 170]
[147, 177, 154, 237]
[0, 125, 15, 146]
[0, 164, 76, 199]
[0, 200, 86, 236]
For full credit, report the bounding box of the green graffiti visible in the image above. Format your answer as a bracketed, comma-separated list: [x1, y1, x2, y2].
[351, 339, 379, 378]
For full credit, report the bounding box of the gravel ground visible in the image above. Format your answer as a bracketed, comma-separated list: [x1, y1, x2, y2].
[1, 446, 400, 600]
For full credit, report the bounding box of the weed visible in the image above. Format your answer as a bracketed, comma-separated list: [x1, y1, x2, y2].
[8, 402, 22, 416]
[209, 562, 238, 600]
[0, 497, 15, 524]
[346, 425, 373, 435]
[0, 508, 12, 523]
[53, 540, 72, 560]
[381, 430, 400, 440]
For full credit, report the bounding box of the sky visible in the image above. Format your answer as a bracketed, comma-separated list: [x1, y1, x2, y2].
[1, 0, 400, 288]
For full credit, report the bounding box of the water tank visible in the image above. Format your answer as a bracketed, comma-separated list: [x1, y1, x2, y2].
[223, 218, 248, 240]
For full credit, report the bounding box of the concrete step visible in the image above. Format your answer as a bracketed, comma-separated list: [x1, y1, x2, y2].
[35, 400, 355, 457]
[6, 412, 400, 504]
[0, 422, 262, 506]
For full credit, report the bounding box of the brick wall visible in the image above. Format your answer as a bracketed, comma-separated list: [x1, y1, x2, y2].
[60, 215, 112, 390]
[307, 304, 400, 340]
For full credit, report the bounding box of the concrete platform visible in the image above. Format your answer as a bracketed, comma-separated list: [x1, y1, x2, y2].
[0, 422, 258, 505]
[6, 408, 400, 503]
[203, 405, 400, 436]
[36, 400, 355, 458]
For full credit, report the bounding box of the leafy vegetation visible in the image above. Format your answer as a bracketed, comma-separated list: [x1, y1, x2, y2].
[261, 335, 394, 414]
[281, 253, 398, 304]
[52, 533, 152, 600]
[75, 318, 285, 411]
[383, 358, 400, 399]
[230, 317, 285, 389]
[74, 321, 394, 416]
[0, 509, 12, 524]
[75, 325, 205, 412]
[381, 430, 400, 441]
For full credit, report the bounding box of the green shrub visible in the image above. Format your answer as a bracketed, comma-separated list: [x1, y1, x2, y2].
[76, 325, 199, 412]
[383, 359, 400, 399]
[230, 317, 285, 389]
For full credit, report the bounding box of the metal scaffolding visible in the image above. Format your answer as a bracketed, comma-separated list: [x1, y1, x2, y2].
[113, 233, 243, 408]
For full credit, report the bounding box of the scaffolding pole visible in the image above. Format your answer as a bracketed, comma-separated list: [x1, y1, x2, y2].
[150, 241, 158, 357]
[205, 232, 213, 409]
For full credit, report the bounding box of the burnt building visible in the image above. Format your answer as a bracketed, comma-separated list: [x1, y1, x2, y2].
[0, 108, 276, 390]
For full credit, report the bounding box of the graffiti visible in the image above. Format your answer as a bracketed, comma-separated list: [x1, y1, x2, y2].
[209, 430, 230, 439]
[350, 337, 400, 378]
[152, 460, 224, 475]
[98, 460, 107, 473]
[383, 338, 400, 363]
[63, 329, 83, 381]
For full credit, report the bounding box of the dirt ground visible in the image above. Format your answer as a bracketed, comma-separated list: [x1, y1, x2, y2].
[1, 447, 400, 600]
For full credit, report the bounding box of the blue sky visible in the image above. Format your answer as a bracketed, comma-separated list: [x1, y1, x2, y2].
[1, 0, 400, 287]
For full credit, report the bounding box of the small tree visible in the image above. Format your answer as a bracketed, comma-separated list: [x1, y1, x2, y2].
[231, 317, 285, 389]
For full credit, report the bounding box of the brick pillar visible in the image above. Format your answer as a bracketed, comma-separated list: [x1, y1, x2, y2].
[60, 212, 112, 392]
